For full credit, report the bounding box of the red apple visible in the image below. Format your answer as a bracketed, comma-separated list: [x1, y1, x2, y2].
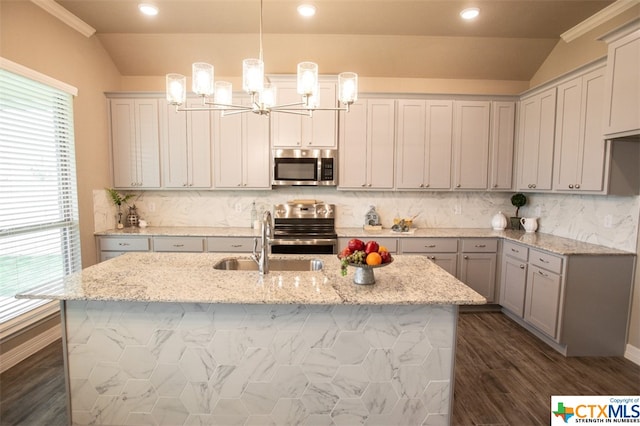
[338, 247, 352, 259]
[348, 238, 365, 252]
[365, 240, 379, 255]
[380, 251, 392, 264]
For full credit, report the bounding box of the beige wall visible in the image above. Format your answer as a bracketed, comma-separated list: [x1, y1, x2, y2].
[530, 5, 640, 88]
[0, 1, 121, 268]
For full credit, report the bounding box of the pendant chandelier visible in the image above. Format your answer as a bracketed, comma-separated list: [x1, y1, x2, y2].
[165, 0, 358, 116]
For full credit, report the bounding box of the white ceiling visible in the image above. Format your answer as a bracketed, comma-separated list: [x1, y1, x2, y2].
[52, 0, 617, 81]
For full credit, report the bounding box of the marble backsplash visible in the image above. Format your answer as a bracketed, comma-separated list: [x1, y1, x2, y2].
[93, 188, 640, 252]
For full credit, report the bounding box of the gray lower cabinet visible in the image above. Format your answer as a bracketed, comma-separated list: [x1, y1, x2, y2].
[458, 238, 498, 302]
[154, 236, 205, 252]
[207, 237, 258, 253]
[97, 236, 151, 262]
[499, 241, 529, 317]
[400, 237, 458, 276]
[499, 240, 635, 356]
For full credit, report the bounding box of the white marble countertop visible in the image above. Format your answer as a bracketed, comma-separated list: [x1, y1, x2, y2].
[17, 253, 486, 306]
[95, 226, 634, 256]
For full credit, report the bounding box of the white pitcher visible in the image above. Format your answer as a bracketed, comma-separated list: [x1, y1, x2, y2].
[520, 217, 538, 233]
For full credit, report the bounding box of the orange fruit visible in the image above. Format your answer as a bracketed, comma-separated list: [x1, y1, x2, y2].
[366, 252, 382, 266]
[378, 245, 388, 253]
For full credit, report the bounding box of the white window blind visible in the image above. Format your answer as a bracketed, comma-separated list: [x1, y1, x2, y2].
[0, 67, 81, 333]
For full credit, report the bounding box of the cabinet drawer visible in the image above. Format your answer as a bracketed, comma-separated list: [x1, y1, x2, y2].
[401, 238, 458, 253]
[529, 248, 563, 274]
[100, 237, 150, 251]
[503, 240, 529, 262]
[207, 237, 256, 253]
[461, 238, 498, 253]
[154, 237, 204, 252]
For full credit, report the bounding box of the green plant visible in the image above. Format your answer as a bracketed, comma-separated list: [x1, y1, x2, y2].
[105, 188, 134, 207]
[510, 193, 527, 217]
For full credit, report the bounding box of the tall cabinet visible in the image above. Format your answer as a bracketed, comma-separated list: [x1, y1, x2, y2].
[452, 101, 491, 190]
[109, 98, 161, 189]
[338, 98, 395, 189]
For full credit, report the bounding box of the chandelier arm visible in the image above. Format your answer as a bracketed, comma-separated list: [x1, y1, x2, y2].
[176, 104, 252, 113]
[267, 109, 313, 117]
[268, 101, 306, 110]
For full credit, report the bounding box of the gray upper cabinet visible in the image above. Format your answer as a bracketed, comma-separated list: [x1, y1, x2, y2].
[270, 81, 338, 148]
[109, 98, 161, 189]
[453, 101, 491, 190]
[160, 99, 212, 189]
[396, 100, 453, 190]
[601, 19, 640, 138]
[213, 96, 271, 189]
[553, 67, 606, 192]
[516, 87, 556, 191]
[338, 98, 395, 189]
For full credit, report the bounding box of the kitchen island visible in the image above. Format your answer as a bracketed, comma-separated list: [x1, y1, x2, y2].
[18, 252, 484, 426]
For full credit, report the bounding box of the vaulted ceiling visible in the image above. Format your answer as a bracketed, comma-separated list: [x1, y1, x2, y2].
[54, 0, 616, 81]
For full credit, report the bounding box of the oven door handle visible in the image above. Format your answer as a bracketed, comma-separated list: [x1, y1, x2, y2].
[270, 238, 337, 246]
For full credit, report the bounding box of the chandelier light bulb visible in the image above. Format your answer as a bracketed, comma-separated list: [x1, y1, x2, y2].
[192, 63, 214, 96]
[214, 81, 233, 105]
[243, 58, 264, 94]
[166, 73, 186, 105]
[338, 72, 358, 104]
[297, 62, 319, 96]
[261, 84, 277, 108]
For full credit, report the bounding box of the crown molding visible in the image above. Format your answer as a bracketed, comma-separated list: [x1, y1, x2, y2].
[561, 0, 639, 43]
[30, 0, 96, 38]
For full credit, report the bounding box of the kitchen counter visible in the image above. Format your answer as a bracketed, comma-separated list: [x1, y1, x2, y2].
[17, 252, 485, 305]
[18, 252, 482, 425]
[96, 226, 633, 256]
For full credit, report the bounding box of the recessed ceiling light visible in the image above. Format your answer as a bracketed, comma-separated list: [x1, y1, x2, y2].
[297, 4, 316, 17]
[138, 3, 159, 16]
[460, 7, 480, 20]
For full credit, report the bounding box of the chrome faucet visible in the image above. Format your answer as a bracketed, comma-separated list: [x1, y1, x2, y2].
[252, 210, 272, 274]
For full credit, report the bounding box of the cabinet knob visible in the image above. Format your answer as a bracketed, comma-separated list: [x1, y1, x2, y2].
[463, 255, 469, 259]
[456, 184, 461, 188]
[575, 184, 580, 189]
[532, 184, 536, 188]
[519, 265, 525, 269]
[493, 184, 498, 188]
[183, 183, 188, 187]
[429, 256, 436, 260]
[362, 183, 367, 187]
[419, 184, 424, 188]
[424, 183, 430, 188]
[367, 184, 372, 187]
[568, 184, 573, 189]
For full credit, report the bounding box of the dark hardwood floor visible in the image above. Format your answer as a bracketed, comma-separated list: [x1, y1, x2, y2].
[1, 311, 639, 425]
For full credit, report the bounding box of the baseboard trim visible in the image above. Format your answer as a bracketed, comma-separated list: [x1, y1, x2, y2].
[0, 326, 61, 373]
[625, 343, 640, 366]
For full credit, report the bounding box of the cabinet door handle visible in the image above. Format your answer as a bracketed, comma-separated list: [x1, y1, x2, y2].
[519, 264, 525, 269]
[538, 270, 548, 277]
[118, 242, 130, 246]
[231, 244, 242, 248]
[511, 248, 519, 253]
[475, 244, 486, 248]
[539, 258, 549, 263]
[426, 244, 436, 248]
[173, 244, 184, 247]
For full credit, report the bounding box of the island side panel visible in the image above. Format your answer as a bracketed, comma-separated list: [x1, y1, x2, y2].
[63, 300, 457, 425]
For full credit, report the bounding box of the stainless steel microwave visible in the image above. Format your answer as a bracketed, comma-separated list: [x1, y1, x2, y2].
[272, 149, 337, 186]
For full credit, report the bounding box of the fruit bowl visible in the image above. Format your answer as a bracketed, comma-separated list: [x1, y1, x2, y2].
[340, 257, 393, 285]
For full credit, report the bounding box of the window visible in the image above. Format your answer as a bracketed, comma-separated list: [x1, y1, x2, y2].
[0, 60, 81, 336]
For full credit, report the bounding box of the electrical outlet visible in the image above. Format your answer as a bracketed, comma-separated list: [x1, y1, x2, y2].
[604, 214, 613, 228]
[454, 205, 462, 215]
[235, 203, 242, 213]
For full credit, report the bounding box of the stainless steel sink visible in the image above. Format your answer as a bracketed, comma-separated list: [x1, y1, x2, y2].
[213, 258, 324, 272]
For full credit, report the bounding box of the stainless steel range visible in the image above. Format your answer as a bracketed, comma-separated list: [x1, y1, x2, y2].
[270, 202, 338, 255]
